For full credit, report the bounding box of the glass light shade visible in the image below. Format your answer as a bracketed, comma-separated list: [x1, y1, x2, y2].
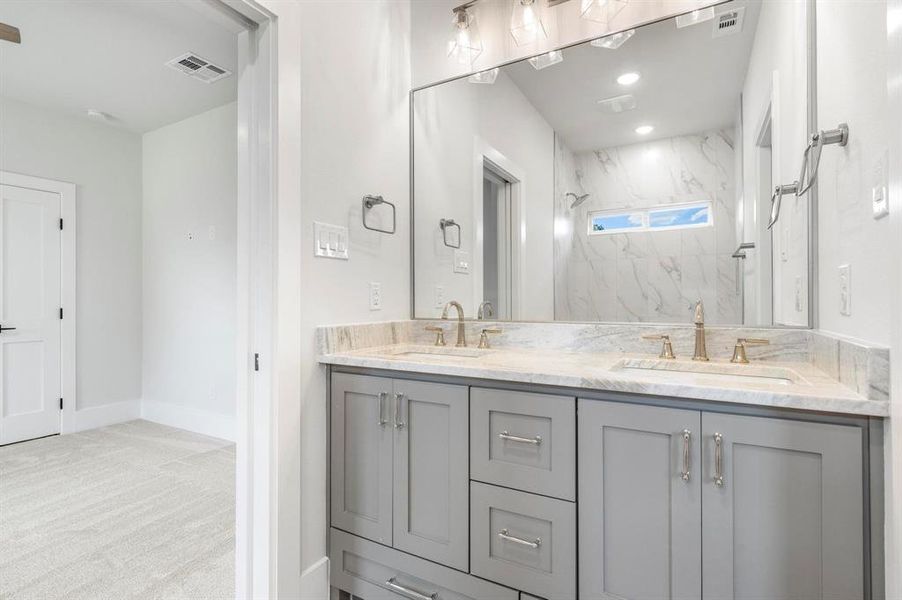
[510, 0, 546, 46]
[580, 0, 629, 24]
[468, 68, 499, 84]
[675, 6, 715, 28]
[448, 9, 483, 67]
[590, 28, 635, 49]
[528, 50, 563, 70]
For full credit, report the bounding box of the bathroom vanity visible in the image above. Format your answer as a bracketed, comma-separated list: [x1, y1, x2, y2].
[320, 322, 887, 600]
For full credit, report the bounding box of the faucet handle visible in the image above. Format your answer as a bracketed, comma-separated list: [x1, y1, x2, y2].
[478, 328, 502, 349]
[642, 334, 676, 359]
[425, 325, 446, 347]
[730, 338, 769, 364]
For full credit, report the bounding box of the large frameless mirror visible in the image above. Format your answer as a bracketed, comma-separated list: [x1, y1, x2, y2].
[412, 0, 814, 327]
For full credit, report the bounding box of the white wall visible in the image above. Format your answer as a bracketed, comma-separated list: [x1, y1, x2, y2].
[0, 96, 143, 415]
[413, 70, 555, 320]
[410, 0, 720, 88]
[141, 102, 237, 440]
[739, 0, 809, 327]
[816, 0, 891, 346]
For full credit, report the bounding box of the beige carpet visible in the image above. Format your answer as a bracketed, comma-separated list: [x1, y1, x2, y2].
[0, 420, 235, 600]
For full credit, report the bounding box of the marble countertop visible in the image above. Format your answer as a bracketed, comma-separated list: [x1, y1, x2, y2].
[318, 344, 889, 417]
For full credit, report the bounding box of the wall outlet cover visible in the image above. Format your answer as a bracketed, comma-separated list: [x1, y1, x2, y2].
[794, 275, 803, 312]
[453, 250, 471, 274]
[872, 153, 889, 219]
[839, 264, 851, 316]
[434, 284, 446, 308]
[369, 282, 382, 311]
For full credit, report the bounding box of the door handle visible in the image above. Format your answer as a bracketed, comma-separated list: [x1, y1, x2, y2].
[0, 324, 16, 333]
[713, 432, 725, 487]
[680, 429, 691, 482]
[394, 393, 406, 429]
[377, 392, 388, 427]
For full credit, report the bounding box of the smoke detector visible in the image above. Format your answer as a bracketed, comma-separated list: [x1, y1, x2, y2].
[712, 7, 745, 38]
[165, 52, 232, 84]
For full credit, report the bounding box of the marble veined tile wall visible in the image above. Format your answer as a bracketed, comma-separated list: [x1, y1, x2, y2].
[554, 129, 741, 324]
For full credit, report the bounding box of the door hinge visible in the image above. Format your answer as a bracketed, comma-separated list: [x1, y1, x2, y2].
[60, 398, 64, 410]
[59, 307, 64, 319]
[254, 353, 260, 372]
[59, 218, 64, 231]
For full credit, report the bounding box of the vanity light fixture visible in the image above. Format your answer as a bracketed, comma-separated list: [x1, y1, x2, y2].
[528, 50, 564, 70]
[580, 0, 629, 24]
[448, 3, 483, 67]
[675, 6, 715, 28]
[635, 124, 654, 135]
[616, 71, 640, 86]
[590, 28, 635, 49]
[510, 0, 547, 46]
[469, 68, 500, 84]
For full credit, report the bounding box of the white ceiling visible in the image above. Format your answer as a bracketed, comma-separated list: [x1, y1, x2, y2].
[505, 1, 762, 151]
[0, 0, 241, 133]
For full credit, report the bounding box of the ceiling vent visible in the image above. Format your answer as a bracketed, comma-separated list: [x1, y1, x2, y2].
[165, 52, 232, 84]
[712, 7, 745, 38]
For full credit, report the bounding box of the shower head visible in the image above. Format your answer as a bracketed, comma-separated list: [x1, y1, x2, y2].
[566, 192, 590, 209]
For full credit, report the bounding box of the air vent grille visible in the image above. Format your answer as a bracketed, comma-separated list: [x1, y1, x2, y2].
[166, 52, 232, 84]
[712, 7, 745, 38]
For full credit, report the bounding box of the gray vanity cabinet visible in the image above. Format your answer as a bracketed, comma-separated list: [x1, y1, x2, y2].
[701, 412, 864, 600]
[330, 373, 469, 571]
[578, 400, 702, 599]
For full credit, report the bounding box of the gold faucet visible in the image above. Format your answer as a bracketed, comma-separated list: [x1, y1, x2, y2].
[730, 338, 770, 364]
[692, 300, 709, 361]
[441, 301, 467, 347]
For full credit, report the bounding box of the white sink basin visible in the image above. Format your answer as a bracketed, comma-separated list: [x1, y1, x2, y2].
[613, 358, 803, 386]
[389, 346, 488, 360]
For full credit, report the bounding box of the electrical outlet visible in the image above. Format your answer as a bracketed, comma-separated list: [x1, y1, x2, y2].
[369, 282, 382, 311]
[208, 225, 217, 241]
[434, 284, 445, 308]
[795, 276, 803, 312]
[873, 153, 889, 219]
[187, 231, 195, 241]
[839, 264, 851, 316]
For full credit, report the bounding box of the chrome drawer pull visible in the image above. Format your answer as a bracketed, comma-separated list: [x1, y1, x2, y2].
[498, 431, 542, 446]
[714, 432, 724, 487]
[680, 429, 691, 482]
[385, 577, 437, 600]
[378, 392, 388, 427]
[498, 528, 541, 549]
[394, 393, 405, 429]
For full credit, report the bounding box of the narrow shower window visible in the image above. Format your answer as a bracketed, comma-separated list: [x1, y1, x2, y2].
[647, 202, 713, 231]
[587, 210, 646, 235]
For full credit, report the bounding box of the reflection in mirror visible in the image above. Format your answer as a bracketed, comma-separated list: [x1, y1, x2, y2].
[413, 1, 810, 327]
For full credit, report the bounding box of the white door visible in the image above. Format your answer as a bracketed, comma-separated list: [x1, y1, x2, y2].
[0, 184, 61, 445]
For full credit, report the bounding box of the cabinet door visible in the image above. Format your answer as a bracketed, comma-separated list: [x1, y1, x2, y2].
[702, 413, 864, 600]
[330, 373, 394, 545]
[392, 379, 469, 571]
[578, 400, 701, 599]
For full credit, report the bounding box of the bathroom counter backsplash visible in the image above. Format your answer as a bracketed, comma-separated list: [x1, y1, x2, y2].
[316, 320, 889, 407]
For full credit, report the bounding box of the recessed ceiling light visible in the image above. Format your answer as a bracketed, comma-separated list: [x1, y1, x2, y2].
[635, 125, 654, 135]
[616, 72, 640, 86]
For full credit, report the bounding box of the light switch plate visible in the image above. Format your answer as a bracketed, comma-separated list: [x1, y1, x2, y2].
[453, 250, 471, 274]
[314, 222, 349, 260]
[369, 282, 382, 311]
[839, 264, 851, 316]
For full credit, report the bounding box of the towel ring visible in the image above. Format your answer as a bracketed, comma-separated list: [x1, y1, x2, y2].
[362, 195, 396, 234]
[440, 218, 461, 249]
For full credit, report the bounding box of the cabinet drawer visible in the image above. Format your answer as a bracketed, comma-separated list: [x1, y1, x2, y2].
[331, 528, 516, 600]
[470, 388, 576, 500]
[470, 482, 576, 600]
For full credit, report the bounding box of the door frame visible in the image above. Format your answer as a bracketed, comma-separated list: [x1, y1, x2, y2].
[0, 170, 76, 436]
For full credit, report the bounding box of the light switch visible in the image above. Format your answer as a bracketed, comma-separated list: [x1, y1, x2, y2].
[314, 222, 349, 260]
[453, 250, 471, 274]
[839, 264, 851, 316]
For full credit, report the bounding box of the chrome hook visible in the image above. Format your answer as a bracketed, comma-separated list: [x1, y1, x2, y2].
[796, 123, 849, 197]
[767, 181, 800, 230]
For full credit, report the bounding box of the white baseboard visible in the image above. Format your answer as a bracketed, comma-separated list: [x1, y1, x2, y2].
[140, 401, 236, 442]
[300, 557, 330, 600]
[73, 400, 141, 432]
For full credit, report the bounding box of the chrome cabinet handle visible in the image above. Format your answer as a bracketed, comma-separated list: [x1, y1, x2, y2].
[714, 432, 724, 487]
[377, 392, 388, 427]
[394, 393, 405, 429]
[498, 431, 542, 446]
[680, 429, 691, 482]
[385, 577, 437, 600]
[498, 528, 541, 549]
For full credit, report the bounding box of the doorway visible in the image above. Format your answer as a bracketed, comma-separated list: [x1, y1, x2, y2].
[754, 106, 775, 326]
[482, 164, 514, 320]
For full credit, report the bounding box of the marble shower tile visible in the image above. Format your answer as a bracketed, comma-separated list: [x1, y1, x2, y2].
[715, 254, 742, 324]
[647, 256, 685, 321]
[616, 258, 648, 322]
